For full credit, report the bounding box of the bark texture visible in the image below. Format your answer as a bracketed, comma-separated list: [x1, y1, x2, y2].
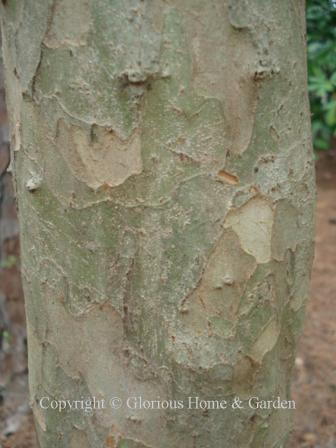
[1, 1, 315, 447]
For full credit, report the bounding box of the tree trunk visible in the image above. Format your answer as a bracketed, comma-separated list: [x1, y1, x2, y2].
[1, 1, 315, 447]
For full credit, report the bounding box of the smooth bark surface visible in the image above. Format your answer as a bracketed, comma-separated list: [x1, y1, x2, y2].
[1, 1, 315, 447]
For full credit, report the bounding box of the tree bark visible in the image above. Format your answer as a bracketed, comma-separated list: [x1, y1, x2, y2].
[1, 1, 315, 447]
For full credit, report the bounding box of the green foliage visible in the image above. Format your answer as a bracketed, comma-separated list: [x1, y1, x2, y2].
[1, 330, 11, 345]
[0, 255, 17, 269]
[307, 0, 336, 150]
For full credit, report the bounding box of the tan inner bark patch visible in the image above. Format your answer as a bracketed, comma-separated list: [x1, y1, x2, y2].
[70, 430, 90, 448]
[56, 120, 143, 189]
[172, 230, 257, 368]
[224, 197, 274, 263]
[250, 319, 280, 363]
[217, 169, 239, 185]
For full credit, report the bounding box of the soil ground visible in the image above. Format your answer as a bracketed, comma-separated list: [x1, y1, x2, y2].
[289, 153, 336, 448]
[0, 154, 335, 448]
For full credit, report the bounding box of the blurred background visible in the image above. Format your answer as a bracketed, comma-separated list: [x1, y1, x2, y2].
[0, 1, 335, 447]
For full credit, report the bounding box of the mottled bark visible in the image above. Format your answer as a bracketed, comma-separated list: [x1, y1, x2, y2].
[1, 1, 315, 447]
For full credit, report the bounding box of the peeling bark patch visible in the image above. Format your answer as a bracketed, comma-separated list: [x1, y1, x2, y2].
[11, 0, 51, 92]
[233, 356, 258, 394]
[272, 200, 300, 261]
[224, 197, 274, 263]
[173, 230, 257, 367]
[105, 435, 115, 448]
[26, 174, 43, 192]
[44, 0, 91, 48]
[250, 319, 280, 362]
[70, 430, 90, 448]
[32, 400, 47, 432]
[217, 169, 239, 185]
[186, 1, 259, 155]
[13, 122, 21, 152]
[56, 121, 143, 189]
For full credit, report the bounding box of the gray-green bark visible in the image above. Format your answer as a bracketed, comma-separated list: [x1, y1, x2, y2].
[1, 1, 315, 447]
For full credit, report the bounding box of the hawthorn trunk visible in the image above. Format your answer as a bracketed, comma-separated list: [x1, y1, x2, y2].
[1, 1, 315, 447]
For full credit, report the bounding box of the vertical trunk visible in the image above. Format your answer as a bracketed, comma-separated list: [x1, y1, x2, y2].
[1, 1, 315, 447]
